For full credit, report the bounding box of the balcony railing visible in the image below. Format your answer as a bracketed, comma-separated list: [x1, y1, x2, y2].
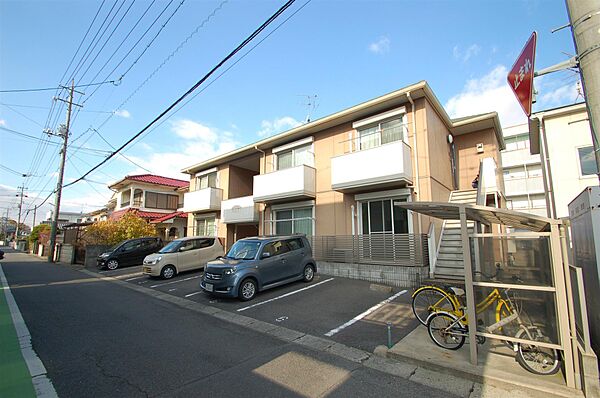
[180, 187, 222, 213]
[253, 164, 316, 203]
[221, 196, 259, 224]
[309, 234, 429, 267]
[331, 140, 413, 192]
[504, 176, 545, 195]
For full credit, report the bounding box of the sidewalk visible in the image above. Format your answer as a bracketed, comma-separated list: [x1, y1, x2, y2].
[0, 250, 57, 398]
[0, 263, 36, 398]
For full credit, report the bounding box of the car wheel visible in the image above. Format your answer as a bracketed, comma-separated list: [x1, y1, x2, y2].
[239, 279, 257, 301]
[161, 265, 176, 279]
[106, 259, 119, 270]
[303, 265, 315, 282]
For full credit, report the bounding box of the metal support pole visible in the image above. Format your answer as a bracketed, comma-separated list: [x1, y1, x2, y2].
[565, 0, 600, 181]
[14, 185, 25, 246]
[460, 206, 478, 365]
[48, 80, 75, 263]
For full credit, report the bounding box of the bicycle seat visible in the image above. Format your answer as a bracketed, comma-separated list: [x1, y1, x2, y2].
[448, 287, 465, 296]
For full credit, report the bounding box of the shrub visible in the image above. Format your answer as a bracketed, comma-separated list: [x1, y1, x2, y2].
[85, 212, 156, 245]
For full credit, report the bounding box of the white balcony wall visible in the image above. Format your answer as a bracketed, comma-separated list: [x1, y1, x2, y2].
[181, 187, 222, 213]
[504, 176, 545, 196]
[222, 196, 259, 224]
[501, 148, 541, 168]
[253, 165, 316, 202]
[331, 140, 413, 191]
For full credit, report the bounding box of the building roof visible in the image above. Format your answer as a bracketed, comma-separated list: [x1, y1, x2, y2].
[109, 174, 189, 190]
[180, 81, 504, 174]
[149, 211, 188, 224]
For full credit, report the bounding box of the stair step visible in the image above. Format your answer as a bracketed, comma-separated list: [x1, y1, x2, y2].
[438, 253, 464, 261]
[434, 273, 464, 280]
[439, 246, 464, 254]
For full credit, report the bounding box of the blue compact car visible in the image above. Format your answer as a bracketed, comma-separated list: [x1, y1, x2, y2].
[201, 235, 316, 301]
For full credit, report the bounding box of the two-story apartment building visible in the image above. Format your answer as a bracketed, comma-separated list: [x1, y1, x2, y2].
[180, 81, 504, 285]
[109, 174, 189, 241]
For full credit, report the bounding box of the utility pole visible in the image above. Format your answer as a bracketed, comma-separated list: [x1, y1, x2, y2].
[2, 207, 9, 242]
[48, 80, 81, 262]
[32, 205, 38, 229]
[14, 184, 27, 248]
[565, 0, 600, 180]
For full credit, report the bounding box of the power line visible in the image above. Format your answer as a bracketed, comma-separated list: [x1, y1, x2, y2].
[91, 128, 153, 172]
[0, 103, 113, 113]
[0, 79, 119, 93]
[64, 0, 297, 189]
[0, 103, 44, 127]
[0, 164, 27, 177]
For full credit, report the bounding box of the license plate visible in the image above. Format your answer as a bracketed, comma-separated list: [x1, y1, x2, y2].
[205, 283, 213, 292]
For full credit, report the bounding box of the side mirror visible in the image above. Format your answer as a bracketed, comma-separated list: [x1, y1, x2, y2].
[261, 252, 271, 259]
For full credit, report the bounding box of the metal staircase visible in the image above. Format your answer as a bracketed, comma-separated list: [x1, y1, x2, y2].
[433, 189, 477, 281]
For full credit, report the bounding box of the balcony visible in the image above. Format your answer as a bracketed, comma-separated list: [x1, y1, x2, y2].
[501, 148, 541, 168]
[253, 165, 316, 203]
[331, 140, 413, 192]
[180, 187, 222, 213]
[504, 176, 545, 196]
[221, 196, 259, 224]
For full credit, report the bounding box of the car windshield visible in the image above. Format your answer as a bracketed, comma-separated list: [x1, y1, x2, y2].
[226, 241, 261, 260]
[158, 241, 180, 254]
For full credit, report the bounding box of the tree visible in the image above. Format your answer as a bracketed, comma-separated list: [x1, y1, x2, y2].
[85, 212, 157, 245]
[29, 224, 51, 244]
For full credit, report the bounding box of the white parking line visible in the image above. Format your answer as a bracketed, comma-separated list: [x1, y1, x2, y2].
[184, 291, 202, 298]
[237, 278, 335, 312]
[150, 275, 202, 288]
[324, 289, 408, 337]
[124, 275, 146, 281]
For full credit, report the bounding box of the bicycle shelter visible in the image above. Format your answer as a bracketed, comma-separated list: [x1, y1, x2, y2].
[395, 201, 597, 392]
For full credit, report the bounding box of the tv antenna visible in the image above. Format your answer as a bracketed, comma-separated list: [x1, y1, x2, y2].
[298, 94, 318, 123]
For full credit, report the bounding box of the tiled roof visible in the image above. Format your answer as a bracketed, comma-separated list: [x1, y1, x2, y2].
[110, 208, 187, 222]
[150, 211, 188, 224]
[121, 174, 189, 188]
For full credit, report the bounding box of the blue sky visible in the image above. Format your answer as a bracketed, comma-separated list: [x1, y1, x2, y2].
[0, 0, 581, 225]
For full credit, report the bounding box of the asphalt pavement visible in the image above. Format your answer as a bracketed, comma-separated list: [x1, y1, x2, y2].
[1, 251, 455, 398]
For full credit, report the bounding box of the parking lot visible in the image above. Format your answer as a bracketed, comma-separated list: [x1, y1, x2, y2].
[95, 265, 420, 352]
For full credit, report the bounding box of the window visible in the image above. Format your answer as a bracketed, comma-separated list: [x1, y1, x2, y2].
[195, 217, 216, 236]
[196, 238, 214, 249]
[358, 116, 404, 151]
[145, 192, 179, 210]
[195, 172, 217, 190]
[504, 134, 530, 151]
[121, 190, 131, 207]
[179, 240, 195, 252]
[578, 146, 598, 176]
[360, 198, 408, 234]
[287, 238, 304, 251]
[262, 240, 289, 257]
[274, 207, 313, 236]
[276, 144, 313, 170]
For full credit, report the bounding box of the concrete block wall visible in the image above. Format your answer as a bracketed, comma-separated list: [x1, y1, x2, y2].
[317, 261, 426, 288]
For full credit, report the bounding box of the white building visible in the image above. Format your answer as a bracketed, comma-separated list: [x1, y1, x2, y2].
[501, 123, 547, 217]
[526, 102, 597, 219]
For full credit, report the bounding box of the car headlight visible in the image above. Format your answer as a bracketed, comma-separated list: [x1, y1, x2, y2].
[99, 252, 110, 258]
[150, 256, 162, 265]
[223, 268, 236, 275]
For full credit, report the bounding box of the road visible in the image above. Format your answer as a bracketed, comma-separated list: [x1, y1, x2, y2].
[1, 251, 454, 398]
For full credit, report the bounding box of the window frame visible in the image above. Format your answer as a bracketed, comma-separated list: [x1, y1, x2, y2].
[356, 114, 406, 152]
[576, 145, 598, 178]
[358, 196, 411, 235]
[272, 206, 314, 236]
[274, 142, 314, 171]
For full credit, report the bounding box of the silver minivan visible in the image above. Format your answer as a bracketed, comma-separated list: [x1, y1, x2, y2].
[143, 236, 223, 279]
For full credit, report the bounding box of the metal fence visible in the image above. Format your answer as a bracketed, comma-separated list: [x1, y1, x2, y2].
[309, 234, 429, 267]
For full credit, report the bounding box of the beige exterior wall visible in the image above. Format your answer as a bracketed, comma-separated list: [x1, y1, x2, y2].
[454, 128, 502, 190]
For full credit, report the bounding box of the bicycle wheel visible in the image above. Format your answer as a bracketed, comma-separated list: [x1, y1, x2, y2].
[427, 312, 466, 350]
[412, 287, 458, 326]
[515, 328, 561, 375]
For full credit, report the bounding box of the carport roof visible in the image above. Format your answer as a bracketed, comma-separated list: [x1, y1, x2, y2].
[395, 202, 559, 232]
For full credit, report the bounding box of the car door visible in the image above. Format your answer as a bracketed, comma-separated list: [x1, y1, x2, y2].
[132, 239, 153, 265]
[194, 238, 216, 270]
[119, 240, 140, 266]
[283, 238, 306, 277]
[258, 240, 289, 284]
[177, 239, 198, 271]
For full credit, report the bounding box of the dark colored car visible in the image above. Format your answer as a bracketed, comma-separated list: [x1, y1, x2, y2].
[201, 235, 316, 301]
[97, 237, 163, 270]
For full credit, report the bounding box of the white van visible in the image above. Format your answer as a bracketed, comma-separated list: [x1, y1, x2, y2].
[142, 236, 224, 279]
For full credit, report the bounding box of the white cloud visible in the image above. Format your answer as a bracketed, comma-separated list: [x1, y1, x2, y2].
[114, 109, 131, 118]
[453, 44, 481, 62]
[0, 119, 6, 127]
[120, 118, 239, 179]
[445, 65, 526, 127]
[368, 36, 390, 55]
[539, 81, 580, 106]
[257, 116, 302, 138]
